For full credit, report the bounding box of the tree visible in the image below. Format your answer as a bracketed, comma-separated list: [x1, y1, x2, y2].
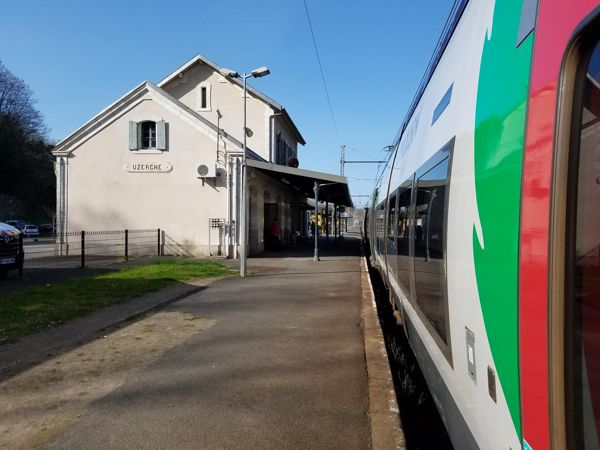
[0, 61, 54, 220]
[0, 61, 44, 139]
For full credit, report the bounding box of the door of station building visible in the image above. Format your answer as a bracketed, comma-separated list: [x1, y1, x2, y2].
[264, 203, 278, 250]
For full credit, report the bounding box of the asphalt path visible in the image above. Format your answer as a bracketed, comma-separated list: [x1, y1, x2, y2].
[43, 236, 370, 449]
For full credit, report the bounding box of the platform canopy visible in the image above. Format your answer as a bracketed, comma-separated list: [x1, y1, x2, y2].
[247, 160, 353, 207]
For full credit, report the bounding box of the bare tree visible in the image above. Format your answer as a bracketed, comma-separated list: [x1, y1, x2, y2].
[0, 61, 53, 220]
[0, 61, 45, 139]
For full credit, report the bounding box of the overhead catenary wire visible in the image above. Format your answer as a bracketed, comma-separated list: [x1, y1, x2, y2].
[302, 0, 342, 145]
[347, 146, 380, 161]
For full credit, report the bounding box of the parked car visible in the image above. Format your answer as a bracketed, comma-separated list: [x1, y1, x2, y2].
[22, 224, 40, 238]
[0, 222, 23, 279]
[38, 223, 55, 236]
[5, 219, 26, 231]
[38, 223, 56, 237]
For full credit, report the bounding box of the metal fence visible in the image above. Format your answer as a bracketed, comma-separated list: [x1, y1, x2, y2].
[23, 228, 164, 269]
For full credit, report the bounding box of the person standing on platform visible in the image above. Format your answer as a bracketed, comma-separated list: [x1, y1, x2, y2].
[270, 218, 281, 250]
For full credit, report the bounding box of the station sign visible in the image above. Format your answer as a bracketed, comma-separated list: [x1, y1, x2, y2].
[126, 162, 173, 173]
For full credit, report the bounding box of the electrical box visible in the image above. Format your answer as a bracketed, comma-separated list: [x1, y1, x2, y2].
[197, 163, 216, 178]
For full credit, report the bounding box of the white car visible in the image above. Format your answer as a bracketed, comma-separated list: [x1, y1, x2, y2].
[22, 224, 40, 238]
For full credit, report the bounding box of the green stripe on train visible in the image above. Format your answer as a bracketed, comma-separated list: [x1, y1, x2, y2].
[473, 0, 534, 437]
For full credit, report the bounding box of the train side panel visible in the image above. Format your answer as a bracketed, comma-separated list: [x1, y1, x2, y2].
[371, 0, 536, 448]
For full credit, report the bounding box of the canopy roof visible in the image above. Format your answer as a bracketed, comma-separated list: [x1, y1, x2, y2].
[247, 160, 353, 207]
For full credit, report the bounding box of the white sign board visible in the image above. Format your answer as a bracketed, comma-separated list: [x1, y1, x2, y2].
[126, 162, 173, 173]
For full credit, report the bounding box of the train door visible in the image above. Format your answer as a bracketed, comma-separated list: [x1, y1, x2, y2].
[395, 180, 413, 301]
[564, 30, 600, 450]
[386, 191, 398, 276]
[519, 3, 600, 450]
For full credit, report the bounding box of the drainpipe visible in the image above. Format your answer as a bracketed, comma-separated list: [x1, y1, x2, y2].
[216, 109, 223, 163]
[269, 112, 282, 163]
[55, 157, 62, 254]
[225, 158, 233, 258]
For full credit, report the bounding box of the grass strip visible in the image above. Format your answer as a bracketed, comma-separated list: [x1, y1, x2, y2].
[0, 259, 234, 345]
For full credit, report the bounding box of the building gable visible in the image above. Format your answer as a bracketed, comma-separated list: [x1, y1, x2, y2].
[53, 82, 242, 157]
[158, 55, 306, 150]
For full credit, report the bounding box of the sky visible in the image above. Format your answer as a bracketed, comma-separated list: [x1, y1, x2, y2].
[0, 0, 454, 207]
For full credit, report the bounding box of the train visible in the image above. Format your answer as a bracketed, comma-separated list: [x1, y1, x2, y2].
[365, 0, 600, 448]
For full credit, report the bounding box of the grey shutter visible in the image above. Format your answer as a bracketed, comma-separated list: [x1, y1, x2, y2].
[128, 121, 138, 150]
[157, 120, 167, 150]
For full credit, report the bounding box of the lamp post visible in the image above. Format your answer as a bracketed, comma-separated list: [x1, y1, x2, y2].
[313, 182, 337, 262]
[220, 66, 270, 278]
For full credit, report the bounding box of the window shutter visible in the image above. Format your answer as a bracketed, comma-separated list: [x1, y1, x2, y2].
[128, 121, 138, 150]
[157, 120, 167, 150]
[137, 122, 142, 148]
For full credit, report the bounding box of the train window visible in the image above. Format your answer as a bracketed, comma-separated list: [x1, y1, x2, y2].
[396, 180, 413, 298]
[387, 191, 399, 273]
[376, 201, 385, 255]
[566, 39, 600, 450]
[413, 143, 452, 350]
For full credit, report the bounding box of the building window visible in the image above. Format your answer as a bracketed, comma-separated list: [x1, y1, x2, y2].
[201, 87, 208, 109]
[198, 83, 211, 111]
[275, 132, 294, 165]
[128, 120, 167, 151]
[141, 121, 156, 149]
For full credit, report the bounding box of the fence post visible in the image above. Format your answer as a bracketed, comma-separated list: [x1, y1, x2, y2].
[157, 228, 161, 256]
[81, 230, 85, 268]
[18, 233, 23, 277]
[125, 229, 129, 261]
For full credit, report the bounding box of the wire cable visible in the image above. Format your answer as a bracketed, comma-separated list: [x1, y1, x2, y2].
[302, 0, 342, 145]
[347, 146, 380, 161]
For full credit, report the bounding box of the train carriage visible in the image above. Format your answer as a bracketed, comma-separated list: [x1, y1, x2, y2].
[367, 0, 600, 448]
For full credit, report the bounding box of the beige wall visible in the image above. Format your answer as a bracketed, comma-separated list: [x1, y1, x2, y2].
[66, 95, 229, 256]
[63, 92, 305, 257]
[161, 61, 300, 165]
[162, 62, 272, 161]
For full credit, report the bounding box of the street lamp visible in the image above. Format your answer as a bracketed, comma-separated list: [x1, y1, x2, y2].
[313, 182, 337, 262]
[220, 66, 270, 278]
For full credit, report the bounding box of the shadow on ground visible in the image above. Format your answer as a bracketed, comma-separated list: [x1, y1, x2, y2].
[0, 282, 207, 384]
[252, 234, 361, 259]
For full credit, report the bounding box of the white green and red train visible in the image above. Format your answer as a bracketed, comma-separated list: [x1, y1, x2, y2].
[366, 0, 600, 448]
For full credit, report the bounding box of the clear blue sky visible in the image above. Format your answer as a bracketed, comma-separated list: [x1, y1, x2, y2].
[0, 0, 453, 206]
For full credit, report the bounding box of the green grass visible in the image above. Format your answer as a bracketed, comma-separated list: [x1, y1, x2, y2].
[0, 259, 234, 345]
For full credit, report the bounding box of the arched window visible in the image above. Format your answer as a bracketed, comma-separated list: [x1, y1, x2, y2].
[141, 121, 157, 149]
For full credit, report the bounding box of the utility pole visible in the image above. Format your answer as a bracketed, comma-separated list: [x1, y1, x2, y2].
[340, 144, 345, 176]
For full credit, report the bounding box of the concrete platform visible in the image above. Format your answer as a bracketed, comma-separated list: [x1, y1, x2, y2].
[4, 234, 403, 449]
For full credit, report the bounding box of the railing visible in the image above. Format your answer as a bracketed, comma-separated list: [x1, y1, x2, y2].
[23, 228, 163, 269]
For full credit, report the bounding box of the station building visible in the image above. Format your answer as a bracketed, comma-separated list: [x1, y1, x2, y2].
[52, 54, 351, 256]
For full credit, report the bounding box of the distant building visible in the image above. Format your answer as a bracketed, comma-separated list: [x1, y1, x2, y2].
[53, 54, 350, 256]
